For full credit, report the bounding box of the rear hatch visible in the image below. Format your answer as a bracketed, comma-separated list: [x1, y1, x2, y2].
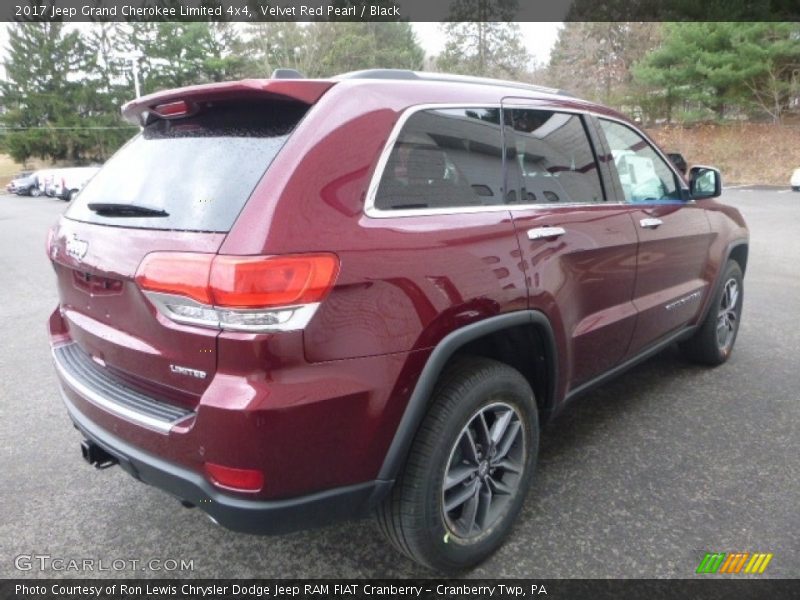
[50, 82, 331, 409]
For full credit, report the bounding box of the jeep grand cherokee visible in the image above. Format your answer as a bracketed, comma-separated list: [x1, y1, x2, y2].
[47, 70, 748, 571]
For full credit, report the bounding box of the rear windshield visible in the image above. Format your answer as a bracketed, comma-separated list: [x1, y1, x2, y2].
[66, 99, 308, 232]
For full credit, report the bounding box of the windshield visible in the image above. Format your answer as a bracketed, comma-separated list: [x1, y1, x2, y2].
[67, 99, 308, 232]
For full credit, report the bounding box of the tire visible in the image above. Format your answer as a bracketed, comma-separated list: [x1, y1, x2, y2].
[67, 189, 78, 202]
[30, 186, 41, 197]
[376, 356, 538, 572]
[679, 260, 743, 365]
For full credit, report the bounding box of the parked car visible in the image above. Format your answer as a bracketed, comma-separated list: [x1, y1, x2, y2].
[791, 167, 800, 191]
[14, 170, 48, 196]
[7, 170, 33, 194]
[47, 70, 749, 572]
[51, 167, 101, 201]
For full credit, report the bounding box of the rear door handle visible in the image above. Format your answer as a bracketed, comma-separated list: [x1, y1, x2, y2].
[639, 218, 663, 229]
[527, 226, 566, 240]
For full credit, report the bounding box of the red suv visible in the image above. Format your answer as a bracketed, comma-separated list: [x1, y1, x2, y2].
[48, 70, 748, 571]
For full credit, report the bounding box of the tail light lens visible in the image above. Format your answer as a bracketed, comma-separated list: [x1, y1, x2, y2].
[135, 252, 339, 332]
[135, 253, 213, 304]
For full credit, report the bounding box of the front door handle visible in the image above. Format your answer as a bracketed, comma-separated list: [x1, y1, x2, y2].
[639, 217, 663, 229]
[527, 226, 566, 240]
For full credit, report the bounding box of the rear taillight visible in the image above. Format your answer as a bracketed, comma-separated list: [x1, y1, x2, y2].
[135, 252, 339, 332]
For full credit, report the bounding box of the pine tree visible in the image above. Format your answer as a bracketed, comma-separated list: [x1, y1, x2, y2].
[129, 22, 247, 95]
[632, 23, 800, 122]
[436, 1, 531, 79]
[1, 23, 92, 162]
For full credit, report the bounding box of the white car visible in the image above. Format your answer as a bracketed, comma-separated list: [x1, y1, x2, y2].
[51, 167, 101, 201]
[791, 168, 800, 192]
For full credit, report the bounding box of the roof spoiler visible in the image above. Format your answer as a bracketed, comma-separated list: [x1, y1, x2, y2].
[121, 79, 334, 126]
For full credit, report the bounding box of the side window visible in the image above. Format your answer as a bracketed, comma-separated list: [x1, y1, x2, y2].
[506, 109, 604, 204]
[598, 119, 682, 203]
[374, 108, 505, 210]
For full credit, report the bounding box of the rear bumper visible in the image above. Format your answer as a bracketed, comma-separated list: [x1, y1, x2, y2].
[62, 388, 391, 534]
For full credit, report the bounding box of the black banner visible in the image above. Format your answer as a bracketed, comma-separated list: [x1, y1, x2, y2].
[2, 579, 800, 600]
[4, 0, 800, 23]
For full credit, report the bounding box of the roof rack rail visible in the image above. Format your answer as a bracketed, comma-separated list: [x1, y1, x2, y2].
[335, 69, 574, 97]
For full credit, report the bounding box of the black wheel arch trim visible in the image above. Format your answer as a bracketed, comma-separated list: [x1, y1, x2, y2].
[376, 310, 558, 482]
[696, 239, 748, 326]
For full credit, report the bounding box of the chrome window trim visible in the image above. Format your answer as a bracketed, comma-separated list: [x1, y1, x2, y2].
[363, 103, 690, 219]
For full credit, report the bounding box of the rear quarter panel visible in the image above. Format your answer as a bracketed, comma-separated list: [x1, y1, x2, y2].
[221, 81, 529, 360]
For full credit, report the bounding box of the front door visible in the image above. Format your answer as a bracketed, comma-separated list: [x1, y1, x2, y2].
[596, 118, 714, 357]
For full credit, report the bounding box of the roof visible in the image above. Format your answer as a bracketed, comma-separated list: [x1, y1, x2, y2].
[335, 69, 574, 97]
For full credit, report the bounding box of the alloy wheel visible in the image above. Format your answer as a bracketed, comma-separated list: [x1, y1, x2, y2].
[716, 278, 740, 351]
[441, 402, 525, 541]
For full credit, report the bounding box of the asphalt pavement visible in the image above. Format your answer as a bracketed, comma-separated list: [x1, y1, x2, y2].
[0, 188, 797, 578]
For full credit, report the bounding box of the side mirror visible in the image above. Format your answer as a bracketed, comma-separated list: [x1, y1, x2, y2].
[689, 166, 722, 200]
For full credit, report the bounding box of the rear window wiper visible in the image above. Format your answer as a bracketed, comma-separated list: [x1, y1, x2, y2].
[87, 203, 169, 217]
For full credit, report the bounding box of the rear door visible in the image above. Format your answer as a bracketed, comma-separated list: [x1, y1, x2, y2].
[595, 117, 714, 357]
[503, 104, 640, 389]
[50, 97, 311, 408]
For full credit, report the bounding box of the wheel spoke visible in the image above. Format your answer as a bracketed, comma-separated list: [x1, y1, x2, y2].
[494, 420, 522, 461]
[444, 463, 477, 491]
[489, 409, 513, 445]
[487, 474, 513, 496]
[459, 485, 481, 534]
[477, 412, 492, 447]
[475, 484, 493, 530]
[494, 457, 523, 474]
[444, 478, 479, 513]
[459, 428, 480, 464]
